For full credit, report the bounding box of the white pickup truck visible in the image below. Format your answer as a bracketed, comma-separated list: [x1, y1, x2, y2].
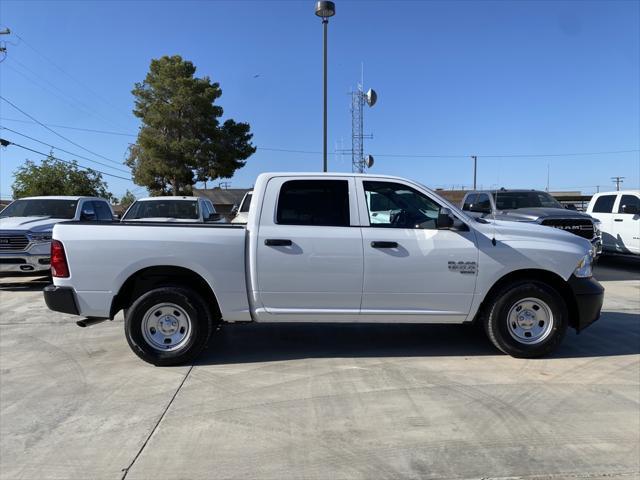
[44, 173, 604, 365]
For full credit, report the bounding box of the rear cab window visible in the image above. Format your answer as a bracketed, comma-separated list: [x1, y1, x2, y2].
[462, 194, 477, 211]
[93, 201, 113, 221]
[592, 195, 617, 213]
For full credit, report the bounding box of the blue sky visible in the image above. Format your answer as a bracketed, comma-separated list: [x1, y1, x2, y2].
[1, 0, 638, 200]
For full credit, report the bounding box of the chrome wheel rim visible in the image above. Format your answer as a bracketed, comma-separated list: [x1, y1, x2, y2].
[507, 297, 554, 345]
[141, 303, 192, 352]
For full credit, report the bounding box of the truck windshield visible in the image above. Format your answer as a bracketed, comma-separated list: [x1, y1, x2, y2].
[0, 199, 79, 219]
[123, 200, 199, 220]
[493, 191, 563, 210]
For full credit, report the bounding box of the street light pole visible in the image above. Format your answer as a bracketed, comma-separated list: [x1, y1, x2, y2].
[323, 18, 328, 172]
[315, 1, 335, 173]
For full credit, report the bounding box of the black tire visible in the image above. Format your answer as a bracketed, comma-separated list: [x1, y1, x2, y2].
[124, 287, 213, 366]
[484, 281, 568, 358]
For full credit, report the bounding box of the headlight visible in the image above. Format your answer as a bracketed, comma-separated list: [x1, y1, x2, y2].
[592, 219, 601, 235]
[29, 231, 52, 242]
[574, 253, 593, 278]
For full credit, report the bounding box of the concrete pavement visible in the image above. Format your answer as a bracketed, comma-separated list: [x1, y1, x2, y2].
[0, 265, 638, 480]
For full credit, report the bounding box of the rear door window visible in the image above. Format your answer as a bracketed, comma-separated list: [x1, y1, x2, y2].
[276, 180, 350, 227]
[592, 195, 617, 213]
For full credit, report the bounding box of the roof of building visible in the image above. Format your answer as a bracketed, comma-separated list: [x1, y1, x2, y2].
[193, 188, 250, 206]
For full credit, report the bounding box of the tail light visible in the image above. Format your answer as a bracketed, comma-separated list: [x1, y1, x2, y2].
[51, 240, 70, 278]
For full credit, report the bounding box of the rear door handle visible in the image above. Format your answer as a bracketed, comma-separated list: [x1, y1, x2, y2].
[264, 239, 292, 246]
[371, 241, 398, 248]
[614, 219, 623, 222]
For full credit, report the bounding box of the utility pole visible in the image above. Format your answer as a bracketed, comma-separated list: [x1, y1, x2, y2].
[0, 28, 10, 62]
[611, 176, 625, 191]
[546, 163, 550, 192]
[471, 156, 477, 189]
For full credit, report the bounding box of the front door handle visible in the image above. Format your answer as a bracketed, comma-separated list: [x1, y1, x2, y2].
[371, 241, 398, 248]
[614, 218, 623, 222]
[265, 239, 292, 246]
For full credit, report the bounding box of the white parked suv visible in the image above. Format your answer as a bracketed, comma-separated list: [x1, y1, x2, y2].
[44, 173, 603, 365]
[0, 196, 113, 274]
[586, 190, 640, 256]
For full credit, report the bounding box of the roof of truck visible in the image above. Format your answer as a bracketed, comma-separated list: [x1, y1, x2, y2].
[17, 196, 108, 201]
[592, 190, 640, 195]
[135, 196, 202, 201]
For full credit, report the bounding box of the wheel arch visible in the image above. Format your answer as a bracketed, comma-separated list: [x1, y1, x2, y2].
[474, 269, 579, 330]
[110, 265, 221, 320]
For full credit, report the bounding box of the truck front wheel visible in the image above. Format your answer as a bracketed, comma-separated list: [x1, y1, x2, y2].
[124, 287, 213, 366]
[484, 281, 568, 358]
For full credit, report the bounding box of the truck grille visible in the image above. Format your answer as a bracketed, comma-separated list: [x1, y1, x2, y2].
[541, 219, 594, 240]
[0, 234, 30, 251]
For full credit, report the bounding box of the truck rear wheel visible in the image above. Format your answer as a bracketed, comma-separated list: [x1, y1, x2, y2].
[484, 281, 568, 358]
[124, 287, 213, 366]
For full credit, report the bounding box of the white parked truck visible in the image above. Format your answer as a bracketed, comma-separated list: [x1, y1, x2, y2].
[44, 173, 604, 365]
[586, 190, 640, 256]
[121, 196, 225, 223]
[0, 196, 114, 274]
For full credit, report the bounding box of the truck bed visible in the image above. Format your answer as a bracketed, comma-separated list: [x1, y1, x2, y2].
[52, 221, 250, 320]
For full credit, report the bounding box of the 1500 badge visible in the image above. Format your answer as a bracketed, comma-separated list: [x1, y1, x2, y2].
[448, 261, 477, 274]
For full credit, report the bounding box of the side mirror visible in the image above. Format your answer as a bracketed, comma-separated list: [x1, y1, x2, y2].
[81, 209, 96, 221]
[112, 214, 120, 220]
[205, 213, 222, 222]
[622, 204, 639, 215]
[565, 204, 577, 210]
[231, 204, 239, 215]
[437, 208, 455, 229]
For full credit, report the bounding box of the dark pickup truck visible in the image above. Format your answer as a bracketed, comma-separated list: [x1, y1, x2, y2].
[460, 189, 602, 256]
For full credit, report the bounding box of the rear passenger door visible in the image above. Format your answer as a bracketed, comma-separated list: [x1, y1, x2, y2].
[254, 177, 363, 321]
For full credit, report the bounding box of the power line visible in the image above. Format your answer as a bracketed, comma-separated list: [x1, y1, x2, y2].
[14, 33, 130, 126]
[261, 146, 639, 159]
[1, 127, 130, 174]
[5, 57, 125, 129]
[1, 139, 132, 181]
[0, 117, 136, 137]
[1, 114, 638, 160]
[0, 95, 126, 167]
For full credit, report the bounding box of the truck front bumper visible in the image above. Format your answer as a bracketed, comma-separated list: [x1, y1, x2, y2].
[43, 285, 79, 315]
[568, 275, 604, 332]
[0, 254, 51, 273]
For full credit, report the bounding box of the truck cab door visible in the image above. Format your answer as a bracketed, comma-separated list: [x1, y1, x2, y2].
[613, 194, 640, 254]
[253, 177, 363, 321]
[357, 179, 478, 323]
[590, 194, 618, 251]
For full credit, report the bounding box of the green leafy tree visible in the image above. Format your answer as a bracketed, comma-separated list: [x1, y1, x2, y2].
[119, 190, 136, 208]
[12, 154, 113, 200]
[127, 55, 256, 195]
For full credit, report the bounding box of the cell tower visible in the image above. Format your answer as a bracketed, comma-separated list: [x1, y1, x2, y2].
[350, 73, 377, 173]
